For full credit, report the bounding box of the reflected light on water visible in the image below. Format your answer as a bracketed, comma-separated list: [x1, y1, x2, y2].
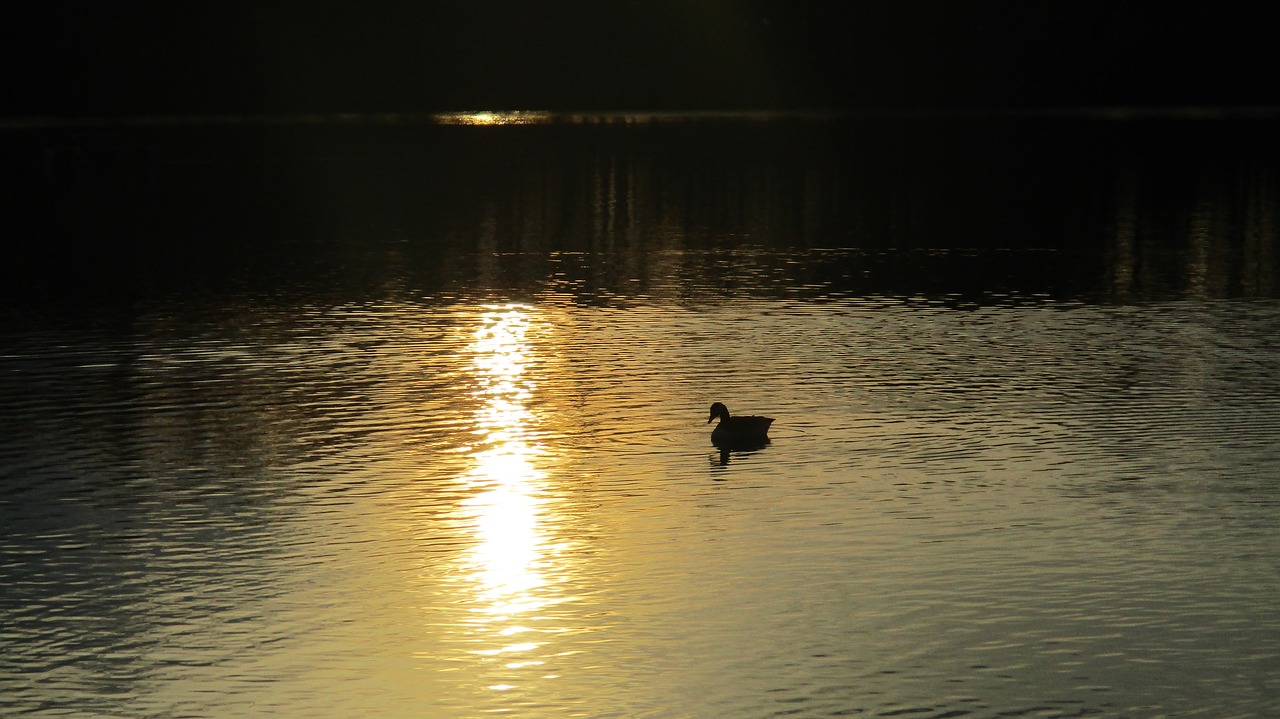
[453, 305, 566, 687]
[435, 110, 553, 126]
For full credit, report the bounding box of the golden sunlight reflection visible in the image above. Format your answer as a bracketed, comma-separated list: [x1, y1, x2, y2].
[435, 110, 553, 125]
[448, 304, 572, 691]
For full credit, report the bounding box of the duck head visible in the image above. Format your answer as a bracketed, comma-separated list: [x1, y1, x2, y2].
[707, 402, 730, 424]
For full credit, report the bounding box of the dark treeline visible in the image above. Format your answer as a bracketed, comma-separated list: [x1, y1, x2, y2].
[4, 2, 1278, 117]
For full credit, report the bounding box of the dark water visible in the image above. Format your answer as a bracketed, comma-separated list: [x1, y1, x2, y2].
[2, 115, 1279, 718]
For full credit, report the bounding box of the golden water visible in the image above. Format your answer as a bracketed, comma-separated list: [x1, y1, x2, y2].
[3, 286, 1279, 717]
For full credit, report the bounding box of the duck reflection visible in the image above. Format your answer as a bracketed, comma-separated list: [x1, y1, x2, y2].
[455, 305, 568, 689]
[710, 439, 771, 467]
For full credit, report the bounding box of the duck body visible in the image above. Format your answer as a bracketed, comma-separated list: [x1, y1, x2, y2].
[707, 402, 774, 446]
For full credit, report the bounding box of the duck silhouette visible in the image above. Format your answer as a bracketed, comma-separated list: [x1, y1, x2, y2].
[707, 402, 774, 448]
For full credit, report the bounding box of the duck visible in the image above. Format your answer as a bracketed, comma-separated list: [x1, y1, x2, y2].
[707, 402, 775, 446]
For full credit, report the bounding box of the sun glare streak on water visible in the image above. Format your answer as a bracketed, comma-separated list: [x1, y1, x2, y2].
[446, 305, 569, 697]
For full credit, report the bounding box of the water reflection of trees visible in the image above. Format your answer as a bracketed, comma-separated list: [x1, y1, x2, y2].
[1109, 159, 1276, 301]
[10, 120, 1278, 305]
[452, 122, 1279, 303]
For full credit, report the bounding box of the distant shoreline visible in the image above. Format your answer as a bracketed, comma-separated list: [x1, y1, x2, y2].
[5, 106, 1280, 131]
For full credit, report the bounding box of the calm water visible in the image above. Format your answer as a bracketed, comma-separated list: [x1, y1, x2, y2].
[3, 116, 1280, 718]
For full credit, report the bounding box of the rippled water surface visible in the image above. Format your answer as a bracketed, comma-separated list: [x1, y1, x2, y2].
[3, 118, 1280, 718]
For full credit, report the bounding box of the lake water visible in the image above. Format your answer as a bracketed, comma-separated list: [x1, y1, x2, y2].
[2, 115, 1280, 718]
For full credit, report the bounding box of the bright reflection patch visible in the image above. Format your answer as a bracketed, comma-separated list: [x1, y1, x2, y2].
[435, 111, 552, 126]
[454, 304, 566, 690]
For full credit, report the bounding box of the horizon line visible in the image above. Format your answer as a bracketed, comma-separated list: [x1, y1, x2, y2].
[5, 106, 1280, 131]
